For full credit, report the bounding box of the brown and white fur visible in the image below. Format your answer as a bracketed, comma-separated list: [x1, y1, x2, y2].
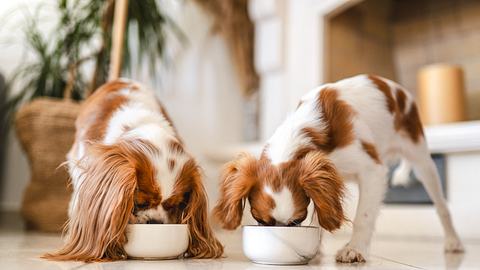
[44, 79, 223, 261]
[213, 74, 464, 263]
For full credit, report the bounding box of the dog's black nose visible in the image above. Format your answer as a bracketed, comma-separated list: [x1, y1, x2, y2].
[146, 219, 164, 224]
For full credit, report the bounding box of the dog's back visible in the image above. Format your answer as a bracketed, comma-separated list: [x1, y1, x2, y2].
[280, 74, 424, 165]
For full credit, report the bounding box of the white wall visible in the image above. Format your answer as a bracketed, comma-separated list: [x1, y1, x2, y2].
[0, 0, 58, 211]
[149, 1, 246, 206]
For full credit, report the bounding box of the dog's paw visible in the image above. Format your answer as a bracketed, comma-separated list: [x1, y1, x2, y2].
[445, 237, 465, 253]
[335, 245, 367, 263]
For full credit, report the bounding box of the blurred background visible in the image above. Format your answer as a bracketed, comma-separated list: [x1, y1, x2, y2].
[0, 0, 479, 242]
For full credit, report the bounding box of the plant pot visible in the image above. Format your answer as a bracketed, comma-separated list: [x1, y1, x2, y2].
[14, 98, 80, 232]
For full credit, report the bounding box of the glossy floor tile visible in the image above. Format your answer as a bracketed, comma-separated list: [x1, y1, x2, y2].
[0, 212, 478, 269]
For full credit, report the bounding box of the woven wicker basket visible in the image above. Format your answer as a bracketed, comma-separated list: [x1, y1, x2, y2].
[15, 98, 80, 232]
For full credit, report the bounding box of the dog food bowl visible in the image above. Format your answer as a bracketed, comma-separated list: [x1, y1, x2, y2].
[124, 224, 189, 259]
[242, 225, 320, 265]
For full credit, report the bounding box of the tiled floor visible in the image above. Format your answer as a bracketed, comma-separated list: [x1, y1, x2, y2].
[0, 212, 478, 269]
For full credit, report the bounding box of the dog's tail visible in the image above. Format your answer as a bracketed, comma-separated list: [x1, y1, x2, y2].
[391, 159, 413, 187]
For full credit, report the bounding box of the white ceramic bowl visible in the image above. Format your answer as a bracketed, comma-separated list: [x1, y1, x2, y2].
[124, 224, 189, 259]
[242, 225, 320, 265]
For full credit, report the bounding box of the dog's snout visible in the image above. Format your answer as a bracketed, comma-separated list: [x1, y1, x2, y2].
[146, 219, 164, 224]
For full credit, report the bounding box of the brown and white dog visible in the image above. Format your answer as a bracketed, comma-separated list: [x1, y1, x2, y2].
[44, 79, 223, 261]
[213, 75, 464, 263]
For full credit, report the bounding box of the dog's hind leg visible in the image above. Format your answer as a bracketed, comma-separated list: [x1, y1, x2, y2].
[406, 142, 464, 253]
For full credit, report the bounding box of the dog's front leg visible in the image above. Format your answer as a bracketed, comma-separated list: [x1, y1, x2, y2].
[336, 164, 388, 263]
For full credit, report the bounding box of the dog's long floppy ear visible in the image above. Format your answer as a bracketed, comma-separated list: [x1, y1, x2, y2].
[212, 153, 257, 230]
[43, 140, 153, 262]
[162, 159, 224, 258]
[298, 151, 346, 232]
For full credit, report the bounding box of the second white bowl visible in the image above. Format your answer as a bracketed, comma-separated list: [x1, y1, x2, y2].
[242, 225, 320, 265]
[124, 224, 189, 260]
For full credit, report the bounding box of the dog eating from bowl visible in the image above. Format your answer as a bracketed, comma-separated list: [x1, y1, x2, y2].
[43, 79, 223, 262]
[213, 74, 464, 264]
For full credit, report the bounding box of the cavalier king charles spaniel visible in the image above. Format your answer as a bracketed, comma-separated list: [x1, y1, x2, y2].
[213, 75, 464, 263]
[44, 79, 223, 261]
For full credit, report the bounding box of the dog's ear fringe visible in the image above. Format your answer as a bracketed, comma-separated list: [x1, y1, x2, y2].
[172, 159, 224, 258]
[42, 140, 151, 262]
[212, 153, 257, 230]
[299, 151, 347, 232]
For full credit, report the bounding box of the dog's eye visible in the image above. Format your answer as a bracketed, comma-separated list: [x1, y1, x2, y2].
[135, 202, 150, 210]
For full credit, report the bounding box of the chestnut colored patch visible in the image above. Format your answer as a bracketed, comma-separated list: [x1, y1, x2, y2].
[360, 141, 381, 164]
[292, 145, 316, 160]
[368, 75, 395, 113]
[278, 160, 310, 220]
[395, 88, 407, 113]
[369, 76, 425, 143]
[119, 139, 161, 212]
[312, 87, 355, 153]
[84, 94, 128, 142]
[169, 140, 184, 154]
[256, 156, 282, 191]
[395, 104, 424, 143]
[249, 184, 276, 226]
[96, 80, 133, 94]
[168, 159, 176, 171]
[301, 127, 328, 148]
[392, 88, 425, 143]
[76, 80, 134, 142]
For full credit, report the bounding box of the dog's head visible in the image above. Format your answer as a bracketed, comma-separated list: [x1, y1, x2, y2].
[213, 151, 346, 231]
[44, 138, 223, 261]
